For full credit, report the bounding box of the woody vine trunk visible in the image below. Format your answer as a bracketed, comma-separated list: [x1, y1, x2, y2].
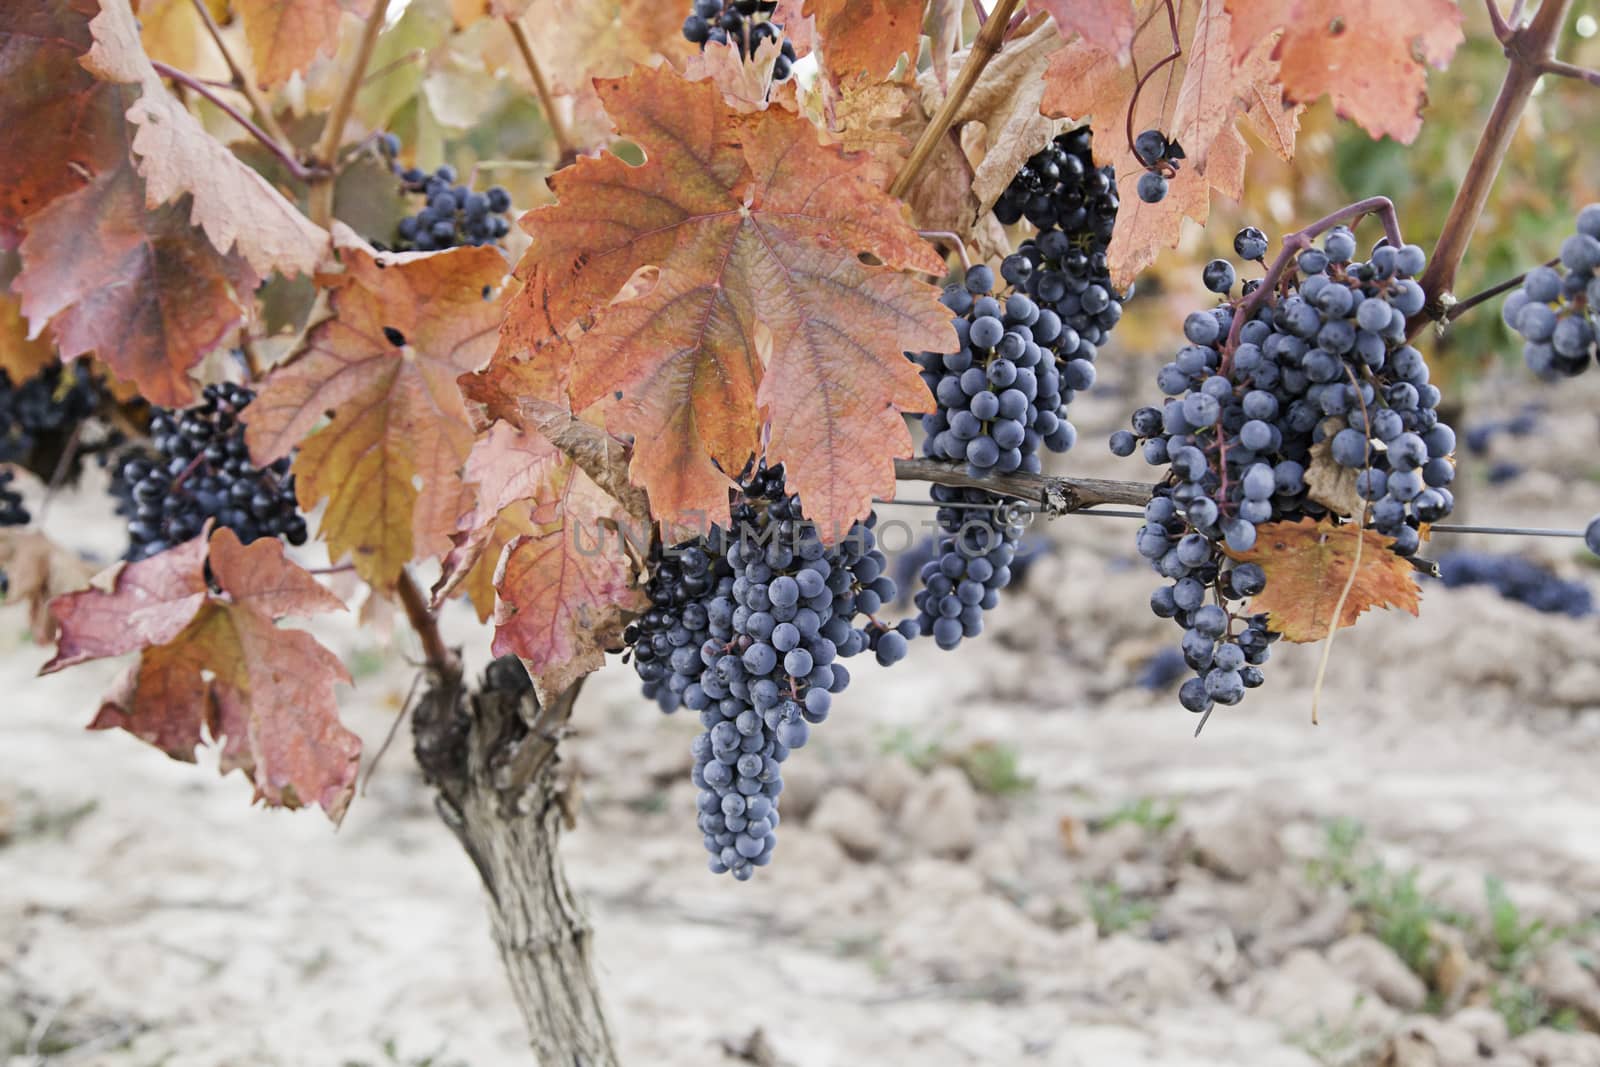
[410, 650, 617, 1066]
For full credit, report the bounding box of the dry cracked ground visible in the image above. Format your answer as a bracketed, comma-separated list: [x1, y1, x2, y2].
[3, 367, 1600, 1067]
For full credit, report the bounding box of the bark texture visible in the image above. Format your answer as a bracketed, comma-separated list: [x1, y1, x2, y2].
[413, 660, 616, 1067]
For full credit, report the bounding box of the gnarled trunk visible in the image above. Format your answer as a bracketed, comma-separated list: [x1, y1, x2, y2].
[413, 660, 617, 1066]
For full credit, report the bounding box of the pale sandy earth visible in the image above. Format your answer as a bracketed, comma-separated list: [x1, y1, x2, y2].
[3, 367, 1600, 1067]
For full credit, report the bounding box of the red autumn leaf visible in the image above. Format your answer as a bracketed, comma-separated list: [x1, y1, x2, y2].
[234, 0, 344, 89]
[1040, 0, 1295, 287]
[1027, 0, 1135, 62]
[490, 459, 647, 699]
[245, 244, 506, 586]
[505, 66, 952, 536]
[1229, 517, 1421, 643]
[86, 0, 330, 277]
[0, 0, 132, 247]
[14, 161, 259, 406]
[41, 526, 212, 672]
[803, 0, 926, 84]
[1227, 0, 1463, 143]
[207, 524, 348, 618]
[43, 528, 358, 821]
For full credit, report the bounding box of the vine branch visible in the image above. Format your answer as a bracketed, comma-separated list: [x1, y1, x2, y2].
[506, 17, 576, 165]
[187, 0, 295, 153]
[1411, 0, 1575, 330]
[1539, 57, 1600, 87]
[1224, 196, 1402, 355]
[398, 568, 460, 680]
[893, 457, 1153, 514]
[153, 62, 320, 181]
[308, 0, 392, 228]
[889, 0, 1023, 199]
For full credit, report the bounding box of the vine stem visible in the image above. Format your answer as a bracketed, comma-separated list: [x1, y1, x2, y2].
[398, 567, 460, 678]
[1411, 0, 1576, 331]
[506, 17, 576, 165]
[308, 0, 392, 228]
[152, 62, 320, 181]
[917, 230, 972, 272]
[1445, 256, 1559, 322]
[1222, 196, 1403, 357]
[888, 0, 1023, 199]
[1123, 0, 1181, 165]
[187, 0, 295, 153]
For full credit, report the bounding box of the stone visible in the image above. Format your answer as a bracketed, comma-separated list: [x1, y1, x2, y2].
[899, 765, 979, 857]
[1187, 796, 1283, 880]
[807, 787, 886, 860]
[1237, 948, 1400, 1040]
[861, 754, 920, 817]
[1512, 1027, 1600, 1067]
[1328, 934, 1429, 1010]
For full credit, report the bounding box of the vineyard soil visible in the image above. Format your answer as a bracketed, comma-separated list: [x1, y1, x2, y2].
[5, 370, 1600, 1067]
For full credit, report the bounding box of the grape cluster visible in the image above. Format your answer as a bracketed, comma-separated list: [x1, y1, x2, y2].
[1110, 225, 1456, 720]
[113, 383, 307, 561]
[910, 486, 1022, 650]
[993, 128, 1128, 349]
[0, 467, 26, 527]
[625, 533, 734, 712]
[380, 138, 512, 252]
[659, 464, 895, 879]
[1437, 552, 1593, 618]
[681, 0, 797, 80]
[1503, 203, 1600, 377]
[1, 361, 103, 466]
[910, 264, 1081, 477]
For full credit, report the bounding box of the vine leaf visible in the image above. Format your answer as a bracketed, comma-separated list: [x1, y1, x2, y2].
[1227, 0, 1463, 144]
[486, 0, 696, 148]
[1040, 0, 1295, 287]
[0, 529, 97, 643]
[803, 0, 926, 85]
[504, 65, 952, 535]
[234, 0, 349, 89]
[1230, 517, 1421, 642]
[490, 458, 648, 702]
[1027, 0, 1135, 63]
[244, 245, 506, 587]
[0, 292, 56, 383]
[15, 161, 259, 407]
[0, 0, 132, 248]
[41, 528, 359, 821]
[85, 0, 331, 277]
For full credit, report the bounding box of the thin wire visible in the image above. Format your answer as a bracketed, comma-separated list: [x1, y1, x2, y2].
[872, 499, 1590, 540]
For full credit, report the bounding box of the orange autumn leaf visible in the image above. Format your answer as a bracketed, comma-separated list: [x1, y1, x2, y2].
[804, 0, 926, 84]
[491, 460, 647, 700]
[1027, 0, 1135, 62]
[0, 291, 56, 384]
[42, 528, 358, 821]
[1230, 517, 1421, 643]
[1227, 0, 1462, 144]
[86, 0, 330, 277]
[234, 0, 345, 89]
[244, 245, 506, 586]
[506, 65, 952, 536]
[0, 0, 133, 247]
